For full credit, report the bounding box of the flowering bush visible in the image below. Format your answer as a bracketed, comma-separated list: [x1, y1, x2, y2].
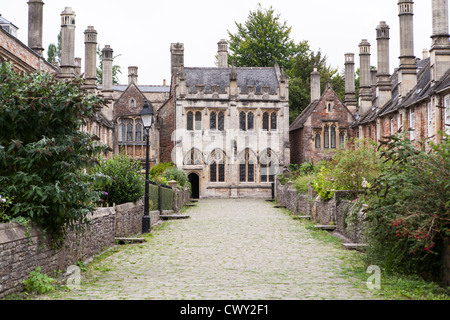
[311, 138, 383, 200]
[364, 132, 450, 277]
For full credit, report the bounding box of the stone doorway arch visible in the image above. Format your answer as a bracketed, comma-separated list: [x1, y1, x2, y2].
[188, 172, 200, 199]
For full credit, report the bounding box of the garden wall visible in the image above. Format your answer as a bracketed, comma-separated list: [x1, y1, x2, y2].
[275, 179, 450, 285]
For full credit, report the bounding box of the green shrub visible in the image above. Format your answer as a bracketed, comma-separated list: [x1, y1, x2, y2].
[293, 174, 314, 194]
[149, 162, 174, 178]
[22, 266, 56, 294]
[364, 132, 450, 278]
[91, 152, 144, 206]
[161, 167, 189, 188]
[0, 62, 109, 247]
[311, 138, 383, 200]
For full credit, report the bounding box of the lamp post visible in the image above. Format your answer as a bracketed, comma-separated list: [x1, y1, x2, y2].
[139, 100, 154, 233]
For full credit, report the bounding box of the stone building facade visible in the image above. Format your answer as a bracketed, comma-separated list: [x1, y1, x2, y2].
[166, 41, 290, 198]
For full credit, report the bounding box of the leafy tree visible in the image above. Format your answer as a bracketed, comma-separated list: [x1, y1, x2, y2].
[364, 132, 450, 278]
[47, 32, 61, 64]
[0, 62, 109, 247]
[288, 48, 345, 123]
[227, 3, 301, 71]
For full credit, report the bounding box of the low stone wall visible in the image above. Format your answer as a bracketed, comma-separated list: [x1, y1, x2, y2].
[275, 179, 450, 285]
[276, 180, 365, 242]
[0, 200, 157, 298]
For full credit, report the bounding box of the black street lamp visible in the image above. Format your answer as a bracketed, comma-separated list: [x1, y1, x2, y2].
[139, 100, 154, 234]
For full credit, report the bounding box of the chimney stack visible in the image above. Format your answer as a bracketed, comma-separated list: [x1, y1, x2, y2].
[218, 39, 229, 68]
[84, 26, 97, 91]
[397, 0, 417, 97]
[128, 66, 138, 86]
[28, 0, 44, 56]
[358, 39, 372, 116]
[59, 7, 76, 78]
[376, 21, 392, 109]
[344, 53, 357, 112]
[171, 42, 184, 75]
[310, 68, 321, 102]
[102, 45, 114, 92]
[430, 0, 450, 82]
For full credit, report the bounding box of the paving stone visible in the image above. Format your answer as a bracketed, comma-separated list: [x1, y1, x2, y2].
[38, 199, 376, 300]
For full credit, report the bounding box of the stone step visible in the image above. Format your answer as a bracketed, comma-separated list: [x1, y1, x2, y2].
[184, 203, 197, 207]
[160, 214, 190, 220]
[342, 243, 367, 251]
[296, 215, 312, 219]
[314, 224, 336, 231]
[115, 237, 146, 245]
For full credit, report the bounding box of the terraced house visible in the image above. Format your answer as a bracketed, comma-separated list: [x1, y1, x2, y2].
[290, 0, 450, 164]
[162, 40, 290, 198]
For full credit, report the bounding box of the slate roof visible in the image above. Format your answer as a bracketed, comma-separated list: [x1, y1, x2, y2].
[357, 57, 435, 125]
[98, 85, 170, 93]
[184, 67, 280, 94]
[289, 100, 319, 132]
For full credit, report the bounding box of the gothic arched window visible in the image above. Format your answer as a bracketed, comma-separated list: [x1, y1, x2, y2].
[239, 111, 246, 131]
[195, 111, 202, 130]
[239, 149, 256, 182]
[315, 133, 321, 149]
[183, 148, 203, 165]
[324, 125, 329, 149]
[263, 112, 269, 130]
[271, 113, 277, 130]
[210, 111, 217, 130]
[260, 149, 279, 183]
[119, 120, 126, 142]
[126, 119, 133, 141]
[339, 132, 345, 148]
[218, 111, 224, 131]
[209, 149, 226, 182]
[247, 112, 254, 131]
[135, 120, 143, 141]
[331, 125, 336, 149]
[187, 111, 193, 131]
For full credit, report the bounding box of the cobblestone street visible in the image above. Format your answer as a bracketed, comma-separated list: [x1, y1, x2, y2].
[43, 199, 375, 300]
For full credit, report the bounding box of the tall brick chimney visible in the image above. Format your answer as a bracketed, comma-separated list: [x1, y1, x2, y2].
[128, 66, 138, 86]
[344, 53, 357, 112]
[376, 21, 392, 109]
[102, 45, 114, 92]
[430, 0, 450, 82]
[218, 39, 228, 68]
[84, 26, 97, 91]
[28, 0, 44, 56]
[59, 7, 76, 78]
[310, 68, 321, 102]
[358, 39, 372, 116]
[171, 42, 184, 75]
[397, 0, 417, 97]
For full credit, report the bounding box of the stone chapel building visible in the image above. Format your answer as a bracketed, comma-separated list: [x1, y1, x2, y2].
[159, 40, 291, 198]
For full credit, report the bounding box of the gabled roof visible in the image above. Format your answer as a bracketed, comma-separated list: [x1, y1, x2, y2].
[289, 100, 319, 131]
[289, 85, 355, 132]
[184, 67, 280, 94]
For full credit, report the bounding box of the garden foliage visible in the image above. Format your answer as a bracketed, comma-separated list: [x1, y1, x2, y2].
[0, 62, 109, 246]
[364, 132, 450, 277]
[91, 152, 145, 206]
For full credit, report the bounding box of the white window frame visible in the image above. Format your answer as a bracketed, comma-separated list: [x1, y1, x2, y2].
[409, 107, 415, 140]
[445, 95, 450, 135]
[427, 102, 433, 137]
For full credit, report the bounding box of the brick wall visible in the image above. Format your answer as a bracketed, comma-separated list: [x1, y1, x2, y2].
[158, 86, 175, 164]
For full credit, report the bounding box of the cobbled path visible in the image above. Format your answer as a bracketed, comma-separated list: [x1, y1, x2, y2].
[43, 199, 376, 300]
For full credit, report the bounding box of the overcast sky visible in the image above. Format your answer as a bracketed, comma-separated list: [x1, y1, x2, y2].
[2, 0, 435, 85]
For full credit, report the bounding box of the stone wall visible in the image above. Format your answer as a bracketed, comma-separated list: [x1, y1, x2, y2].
[275, 179, 450, 285]
[0, 201, 154, 298]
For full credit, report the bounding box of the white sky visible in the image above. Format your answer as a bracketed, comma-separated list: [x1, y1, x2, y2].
[2, 0, 434, 85]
